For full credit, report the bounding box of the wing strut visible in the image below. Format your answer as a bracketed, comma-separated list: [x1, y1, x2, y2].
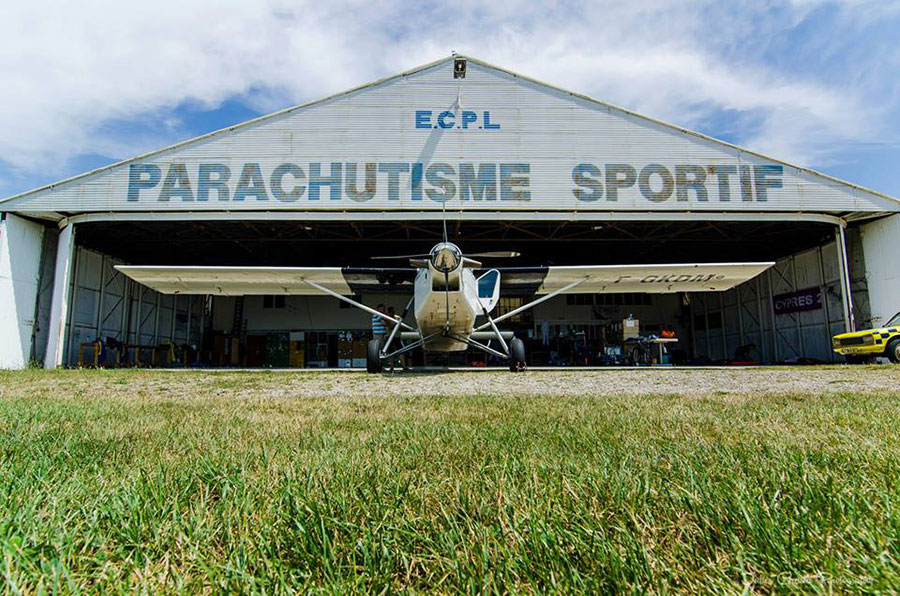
[300, 278, 416, 331]
[382, 295, 415, 356]
[447, 333, 509, 360]
[473, 277, 588, 332]
[481, 306, 509, 354]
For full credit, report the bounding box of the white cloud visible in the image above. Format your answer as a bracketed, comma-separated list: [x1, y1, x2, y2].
[0, 0, 895, 188]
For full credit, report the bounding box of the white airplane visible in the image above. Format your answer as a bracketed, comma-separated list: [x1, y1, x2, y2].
[116, 224, 773, 372]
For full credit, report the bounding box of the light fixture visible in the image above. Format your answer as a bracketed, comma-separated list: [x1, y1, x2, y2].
[453, 59, 466, 79]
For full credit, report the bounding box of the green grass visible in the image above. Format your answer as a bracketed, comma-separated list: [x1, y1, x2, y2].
[1, 370, 899, 593]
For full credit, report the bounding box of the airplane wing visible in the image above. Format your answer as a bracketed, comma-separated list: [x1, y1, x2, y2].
[114, 266, 416, 295]
[497, 262, 774, 294]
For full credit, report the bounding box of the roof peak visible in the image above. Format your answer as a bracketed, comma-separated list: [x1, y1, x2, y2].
[1, 53, 897, 210]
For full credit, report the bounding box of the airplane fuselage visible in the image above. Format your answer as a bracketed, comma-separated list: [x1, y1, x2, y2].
[413, 266, 481, 351]
[409, 242, 485, 352]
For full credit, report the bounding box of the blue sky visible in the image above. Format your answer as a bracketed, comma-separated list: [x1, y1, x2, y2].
[1, 0, 898, 198]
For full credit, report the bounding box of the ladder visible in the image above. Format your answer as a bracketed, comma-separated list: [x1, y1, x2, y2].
[231, 296, 244, 337]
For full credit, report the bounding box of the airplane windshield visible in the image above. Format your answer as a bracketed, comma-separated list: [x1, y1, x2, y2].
[885, 311, 900, 327]
[478, 271, 499, 298]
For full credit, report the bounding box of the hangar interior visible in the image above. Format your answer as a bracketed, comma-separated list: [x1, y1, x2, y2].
[17, 215, 868, 368]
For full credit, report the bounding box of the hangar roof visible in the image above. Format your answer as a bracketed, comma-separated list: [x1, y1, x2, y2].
[2, 55, 898, 224]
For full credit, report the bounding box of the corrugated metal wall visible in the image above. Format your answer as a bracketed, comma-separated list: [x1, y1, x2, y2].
[5, 59, 897, 215]
[63, 246, 204, 365]
[691, 232, 867, 362]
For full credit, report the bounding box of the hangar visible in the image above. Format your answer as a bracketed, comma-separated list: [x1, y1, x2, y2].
[1, 55, 898, 369]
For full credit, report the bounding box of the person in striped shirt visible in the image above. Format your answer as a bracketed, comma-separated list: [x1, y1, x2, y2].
[371, 304, 388, 341]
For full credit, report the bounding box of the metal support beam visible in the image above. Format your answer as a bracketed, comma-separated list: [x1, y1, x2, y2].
[44, 224, 75, 368]
[94, 255, 106, 337]
[186, 296, 192, 345]
[120, 277, 131, 341]
[64, 247, 81, 366]
[688, 293, 696, 360]
[381, 332, 441, 360]
[153, 293, 161, 345]
[170, 294, 178, 341]
[301, 278, 415, 331]
[754, 277, 765, 362]
[473, 277, 587, 331]
[61, 210, 849, 228]
[790, 255, 805, 356]
[817, 246, 834, 361]
[449, 333, 509, 360]
[719, 292, 728, 359]
[703, 294, 711, 359]
[198, 296, 208, 349]
[381, 295, 414, 355]
[835, 226, 855, 332]
[482, 307, 510, 354]
[134, 286, 143, 345]
[767, 268, 779, 362]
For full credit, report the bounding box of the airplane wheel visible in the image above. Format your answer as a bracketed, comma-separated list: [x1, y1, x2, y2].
[367, 339, 383, 373]
[508, 338, 526, 372]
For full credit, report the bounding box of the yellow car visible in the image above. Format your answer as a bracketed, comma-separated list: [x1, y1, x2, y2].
[833, 311, 900, 363]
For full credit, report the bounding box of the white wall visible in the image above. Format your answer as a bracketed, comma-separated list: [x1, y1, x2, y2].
[861, 214, 900, 327]
[6, 58, 897, 217]
[0, 214, 45, 368]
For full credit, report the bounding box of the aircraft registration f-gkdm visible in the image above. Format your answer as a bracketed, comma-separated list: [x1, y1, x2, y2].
[117, 233, 773, 372]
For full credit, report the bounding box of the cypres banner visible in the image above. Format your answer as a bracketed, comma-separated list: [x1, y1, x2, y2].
[773, 288, 823, 315]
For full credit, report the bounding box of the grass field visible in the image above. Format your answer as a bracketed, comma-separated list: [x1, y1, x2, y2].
[1, 368, 899, 593]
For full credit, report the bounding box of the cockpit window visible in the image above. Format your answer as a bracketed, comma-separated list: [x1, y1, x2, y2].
[478, 270, 499, 298]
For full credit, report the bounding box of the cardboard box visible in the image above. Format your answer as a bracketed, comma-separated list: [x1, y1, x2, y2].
[212, 336, 240, 366]
[289, 347, 305, 368]
[622, 318, 640, 340]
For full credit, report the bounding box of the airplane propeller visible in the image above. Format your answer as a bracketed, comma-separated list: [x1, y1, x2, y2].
[468, 251, 521, 258]
[371, 251, 520, 261]
[370, 253, 429, 260]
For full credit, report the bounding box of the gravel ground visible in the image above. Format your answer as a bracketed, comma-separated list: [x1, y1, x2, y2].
[10, 365, 898, 400]
[245, 366, 900, 398]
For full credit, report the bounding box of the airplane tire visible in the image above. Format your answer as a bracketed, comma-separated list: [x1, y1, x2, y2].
[367, 339, 383, 373]
[508, 338, 526, 372]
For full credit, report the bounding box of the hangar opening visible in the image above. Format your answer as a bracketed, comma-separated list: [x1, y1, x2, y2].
[16, 215, 864, 369]
[0, 55, 897, 369]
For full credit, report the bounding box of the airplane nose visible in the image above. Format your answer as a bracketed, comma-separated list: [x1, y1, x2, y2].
[430, 242, 462, 273]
